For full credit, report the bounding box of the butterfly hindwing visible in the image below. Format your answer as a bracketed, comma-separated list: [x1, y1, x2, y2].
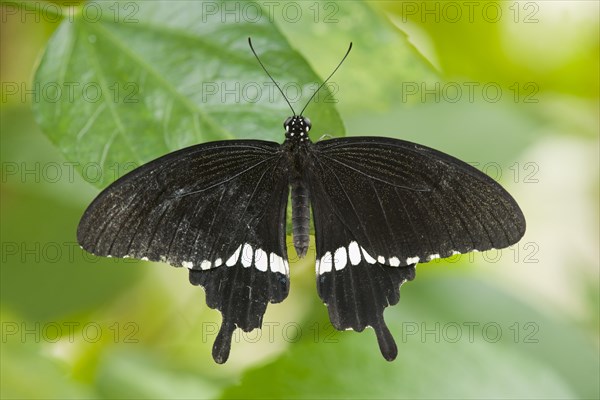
[77, 140, 290, 363]
[309, 182, 417, 360]
[189, 170, 290, 363]
[306, 136, 525, 359]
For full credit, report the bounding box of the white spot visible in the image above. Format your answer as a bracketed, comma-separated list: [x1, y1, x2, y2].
[123, 255, 130, 259]
[241, 243, 253, 268]
[226, 245, 242, 266]
[291, 132, 295, 137]
[182, 261, 193, 269]
[406, 256, 420, 264]
[283, 260, 290, 274]
[315, 259, 320, 274]
[361, 247, 376, 264]
[348, 241, 361, 265]
[428, 254, 440, 261]
[306, 126, 310, 132]
[214, 258, 223, 267]
[269, 252, 285, 274]
[269, 252, 278, 273]
[286, 125, 289, 132]
[107, 255, 112, 258]
[320, 251, 333, 274]
[200, 260, 211, 270]
[255, 248, 268, 272]
[334, 246, 347, 271]
[451, 251, 461, 256]
[472, 249, 480, 253]
[141, 257, 149, 261]
[377, 255, 385, 264]
[389, 257, 400, 267]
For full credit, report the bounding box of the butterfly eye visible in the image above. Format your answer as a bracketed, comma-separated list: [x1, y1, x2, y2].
[283, 117, 293, 129]
[303, 117, 312, 129]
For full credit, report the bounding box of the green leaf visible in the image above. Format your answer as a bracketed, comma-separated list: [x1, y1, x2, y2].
[0, 336, 96, 399]
[345, 99, 542, 165]
[95, 349, 223, 399]
[271, 1, 439, 113]
[380, 1, 599, 99]
[0, 106, 141, 321]
[33, 0, 345, 188]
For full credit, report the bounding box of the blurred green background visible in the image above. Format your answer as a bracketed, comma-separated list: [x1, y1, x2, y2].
[1, 1, 598, 398]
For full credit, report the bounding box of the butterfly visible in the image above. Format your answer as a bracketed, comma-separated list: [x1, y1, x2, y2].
[77, 38, 526, 363]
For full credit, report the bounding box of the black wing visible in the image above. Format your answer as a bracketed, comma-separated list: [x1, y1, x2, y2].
[77, 140, 290, 363]
[306, 136, 526, 360]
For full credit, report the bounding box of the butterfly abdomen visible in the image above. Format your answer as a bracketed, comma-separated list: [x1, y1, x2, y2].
[291, 178, 310, 258]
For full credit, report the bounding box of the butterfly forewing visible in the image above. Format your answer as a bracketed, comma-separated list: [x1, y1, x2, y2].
[77, 140, 290, 363]
[309, 137, 525, 265]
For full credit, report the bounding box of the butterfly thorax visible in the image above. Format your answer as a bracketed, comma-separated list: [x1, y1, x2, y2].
[282, 115, 312, 258]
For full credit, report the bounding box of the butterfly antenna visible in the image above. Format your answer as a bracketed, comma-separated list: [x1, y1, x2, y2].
[248, 37, 296, 115]
[299, 42, 352, 116]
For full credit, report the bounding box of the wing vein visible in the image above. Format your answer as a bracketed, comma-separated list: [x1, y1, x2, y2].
[174, 155, 280, 198]
[319, 153, 430, 192]
[315, 155, 376, 252]
[368, 178, 396, 259]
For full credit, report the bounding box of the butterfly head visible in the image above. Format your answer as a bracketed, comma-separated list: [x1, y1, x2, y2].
[284, 115, 311, 142]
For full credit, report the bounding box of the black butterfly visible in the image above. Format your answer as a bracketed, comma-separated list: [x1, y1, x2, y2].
[77, 39, 526, 363]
